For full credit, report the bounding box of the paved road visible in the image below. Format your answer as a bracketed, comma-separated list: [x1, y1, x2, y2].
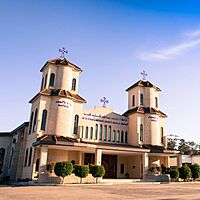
[1, 183, 200, 200]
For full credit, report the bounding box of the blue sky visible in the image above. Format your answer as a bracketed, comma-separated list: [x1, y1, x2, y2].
[1, 0, 200, 142]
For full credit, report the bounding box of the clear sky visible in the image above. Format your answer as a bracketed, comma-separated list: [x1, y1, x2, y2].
[1, 0, 200, 142]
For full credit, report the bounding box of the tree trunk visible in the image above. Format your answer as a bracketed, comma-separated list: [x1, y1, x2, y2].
[62, 177, 65, 184]
[80, 177, 82, 184]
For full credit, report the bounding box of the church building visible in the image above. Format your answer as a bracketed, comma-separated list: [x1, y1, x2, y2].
[0, 54, 180, 182]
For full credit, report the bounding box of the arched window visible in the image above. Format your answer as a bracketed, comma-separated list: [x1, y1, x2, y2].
[108, 126, 111, 141]
[95, 124, 98, 139]
[44, 74, 47, 89]
[112, 130, 116, 142]
[73, 115, 79, 135]
[32, 109, 38, 132]
[0, 148, 5, 170]
[28, 147, 32, 166]
[72, 78, 76, 91]
[161, 127, 164, 144]
[117, 130, 120, 142]
[35, 159, 40, 172]
[140, 93, 144, 106]
[120, 164, 124, 174]
[41, 109, 47, 131]
[140, 124, 144, 142]
[85, 126, 89, 138]
[81, 126, 84, 138]
[125, 131, 128, 143]
[90, 127, 93, 139]
[99, 125, 102, 141]
[132, 95, 135, 107]
[9, 148, 14, 168]
[41, 77, 44, 90]
[155, 97, 158, 108]
[24, 148, 28, 167]
[49, 73, 55, 87]
[104, 125, 107, 141]
[121, 131, 124, 143]
[29, 112, 34, 134]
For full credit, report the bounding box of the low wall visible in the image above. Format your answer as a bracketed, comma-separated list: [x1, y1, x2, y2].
[38, 173, 98, 184]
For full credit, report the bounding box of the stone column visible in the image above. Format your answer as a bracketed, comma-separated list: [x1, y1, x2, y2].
[38, 146, 48, 179]
[165, 156, 170, 168]
[78, 151, 83, 164]
[177, 155, 182, 168]
[95, 149, 102, 166]
[142, 153, 149, 179]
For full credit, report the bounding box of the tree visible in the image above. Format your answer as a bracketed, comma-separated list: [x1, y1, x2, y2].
[74, 165, 89, 184]
[167, 134, 200, 155]
[54, 161, 73, 184]
[167, 134, 179, 150]
[91, 165, 105, 183]
[179, 165, 192, 181]
[190, 164, 200, 180]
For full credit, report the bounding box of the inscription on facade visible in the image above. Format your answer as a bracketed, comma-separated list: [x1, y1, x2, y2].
[56, 100, 72, 108]
[82, 113, 128, 126]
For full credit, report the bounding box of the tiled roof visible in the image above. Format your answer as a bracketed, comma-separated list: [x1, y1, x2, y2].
[33, 135, 77, 146]
[123, 107, 167, 118]
[126, 80, 161, 92]
[0, 132, 11, 137]
[40, 58, 82, 72]
[29, 89, 86, 103]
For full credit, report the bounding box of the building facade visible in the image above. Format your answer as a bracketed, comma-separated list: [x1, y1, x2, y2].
[0, 57, 180, 181]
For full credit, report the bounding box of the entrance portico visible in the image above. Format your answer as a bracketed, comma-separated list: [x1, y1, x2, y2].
[32, 135, 179, 181]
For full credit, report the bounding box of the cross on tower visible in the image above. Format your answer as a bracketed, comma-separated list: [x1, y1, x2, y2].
[141, 70, 147, 80]
[59, 47, 68, 58]
[100, 97, 109, 107]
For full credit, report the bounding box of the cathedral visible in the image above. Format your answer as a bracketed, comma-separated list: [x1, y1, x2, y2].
[0, 54, 180, 182]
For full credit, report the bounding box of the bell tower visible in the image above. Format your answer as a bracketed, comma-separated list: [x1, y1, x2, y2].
[28, 50, 86, 139]
[124, 71, 167, 147]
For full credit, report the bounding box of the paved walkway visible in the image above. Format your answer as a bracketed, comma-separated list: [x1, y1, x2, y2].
[1, 183, 200, 200]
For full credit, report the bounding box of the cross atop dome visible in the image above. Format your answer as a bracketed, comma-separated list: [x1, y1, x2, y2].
[141, 70, 147, 80]
[59, 47, 68, 58]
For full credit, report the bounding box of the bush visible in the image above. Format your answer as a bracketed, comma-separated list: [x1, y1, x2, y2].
[190, 164, 200, 180]
[149, 166, 158, 174]
[74, 165, 89, 183]
[170, 170, 179, 181]
[179, 165, 192, 181]
[161, 165, 167, 174]
[91, 165, 105, 183]
[54, 161, 73, 184]
[156, 167, 161, 172]
[46, 163, 55, 172]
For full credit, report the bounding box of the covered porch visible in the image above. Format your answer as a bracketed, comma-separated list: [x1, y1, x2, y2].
[32, 135, 180, 182]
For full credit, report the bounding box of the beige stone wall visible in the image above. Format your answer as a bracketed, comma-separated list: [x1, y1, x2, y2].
[41, 63, 81, 93]
[117, 155, 142, 179]
[81, 106, 128, 144]
[0, 135, 11, 178]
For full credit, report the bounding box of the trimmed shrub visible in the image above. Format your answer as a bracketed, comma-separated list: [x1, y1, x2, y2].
[161, 166, 167, 174]
[170, 170, 179, 181]
[190, 164, 200, 180]
[179, 165, 192, 181]
[74, 165, 89, 184]
[91, 165, 105, 183]
[46, 163, 55, 172]
[149, 166, 158, 174]
[54, 161, 73, 184]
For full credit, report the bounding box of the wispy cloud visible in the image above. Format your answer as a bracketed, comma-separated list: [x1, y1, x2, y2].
[139, 29, 200, 61]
